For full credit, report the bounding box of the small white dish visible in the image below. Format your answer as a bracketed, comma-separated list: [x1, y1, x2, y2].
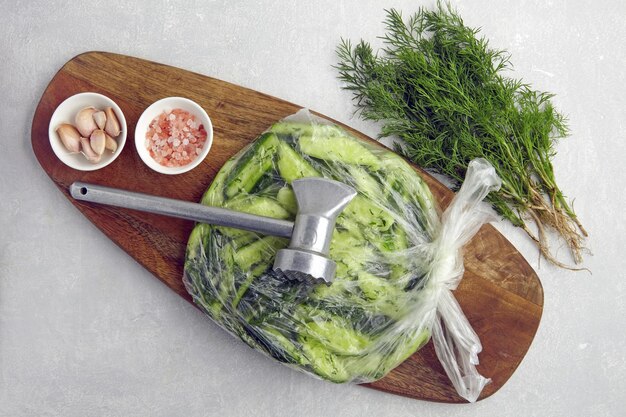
[48, 92, 127, 171]
[135, 97, 213, 175]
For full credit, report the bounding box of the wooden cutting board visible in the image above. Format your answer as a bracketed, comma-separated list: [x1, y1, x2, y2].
[31, 52, 543, 403]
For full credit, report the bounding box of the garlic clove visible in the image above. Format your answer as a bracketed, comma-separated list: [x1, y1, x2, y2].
[80, 136, 101, 163]
[104, 107, 121, 137]
[56, 123, 81, 153]
[93, 110, 107, 130]
[104, 133, 118, 152]
[75, 107, 98, 137]
[90, 129, 106, 156]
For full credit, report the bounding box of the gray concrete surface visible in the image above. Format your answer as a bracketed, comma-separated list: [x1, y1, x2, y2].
[1, 0, 624, 416]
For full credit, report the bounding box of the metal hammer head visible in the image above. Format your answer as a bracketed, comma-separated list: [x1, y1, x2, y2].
[273, 177, 357, 285]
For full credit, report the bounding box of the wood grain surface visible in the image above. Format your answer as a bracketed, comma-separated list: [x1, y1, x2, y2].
[31, 52, 543, 403]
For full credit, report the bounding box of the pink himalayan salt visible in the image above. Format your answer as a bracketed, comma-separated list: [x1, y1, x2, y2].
[145, 108, 207, 167]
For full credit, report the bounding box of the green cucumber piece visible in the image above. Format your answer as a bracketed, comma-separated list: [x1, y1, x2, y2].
[346, 165, 383, 200]
[234, 236, 287, 270]
[232, 263, 271, 309]
[226, 196, 291, 220]
[357, 271, 398, 301]
[276, 141, 320, 183]
[261, 327, 304, 364]
[216, 242, 237, 302]
[276, 186, 297, 214]
[300, 339, 349, 383]
[186, 222, 209, 255]
[216, 227, 257, 248]
[201, 158, 237, 206]
[342, 195, 395, 232]
[344, 352, 385, 380]
[302, 316, 370, 356]
[380, 153, 438, 230]
[329, 231, 376, 274]
[225, 133, 279, 198]
[381, 329, 430, 371]
[298, 134, 380, 169]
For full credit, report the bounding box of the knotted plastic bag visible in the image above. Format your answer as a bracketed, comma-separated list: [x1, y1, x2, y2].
[184, 109, 501, 402]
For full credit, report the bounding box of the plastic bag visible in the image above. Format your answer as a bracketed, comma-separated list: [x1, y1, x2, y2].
[183, 109, 501, 402]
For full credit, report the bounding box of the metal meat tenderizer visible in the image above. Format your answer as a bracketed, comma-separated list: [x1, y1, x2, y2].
[70, 178, 356, 284]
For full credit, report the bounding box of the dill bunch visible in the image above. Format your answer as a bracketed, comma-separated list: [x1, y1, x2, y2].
[335, 3, 587, 267]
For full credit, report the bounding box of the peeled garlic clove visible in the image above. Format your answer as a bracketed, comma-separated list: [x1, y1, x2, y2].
[90, 129, 106, 156]
[104, 107, 121, 137]
[104, 132, 118, 152]
[93, 110, 106, 130]
[80, 136, 101, 163]
[56, 123, 81, 153]
[75, 107, 98, 137]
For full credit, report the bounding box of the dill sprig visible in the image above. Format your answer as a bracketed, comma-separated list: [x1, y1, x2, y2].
[335, 3, 587, 267]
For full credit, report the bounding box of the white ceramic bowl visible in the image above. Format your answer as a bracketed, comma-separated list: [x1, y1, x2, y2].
[48, 92, 127, 171]
[135, 97, 213, 175]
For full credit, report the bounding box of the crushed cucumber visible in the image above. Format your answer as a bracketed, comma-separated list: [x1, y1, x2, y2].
[299, 134, 381, 169]
[184, 115, 439, 385]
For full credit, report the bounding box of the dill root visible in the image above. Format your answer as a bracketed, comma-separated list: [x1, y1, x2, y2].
[335, 3, 587, 268]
